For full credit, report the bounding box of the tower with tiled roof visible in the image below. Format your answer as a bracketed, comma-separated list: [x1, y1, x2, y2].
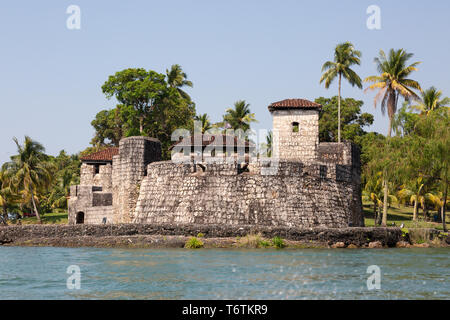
[268, 98, 322, 162]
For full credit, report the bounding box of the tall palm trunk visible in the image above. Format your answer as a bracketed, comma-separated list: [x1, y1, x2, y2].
[338, 73, 342, 143]
[381, 96, 395, 227]
[442, 176, 448, 232]
[1, 205, 7, 225]
[381, 178, 388, 226]
[413, 198, 418, 221]
[30, 185, 42, 224]
[139, 116, 144, 134]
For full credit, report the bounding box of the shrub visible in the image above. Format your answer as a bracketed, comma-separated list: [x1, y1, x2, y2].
[197, 233, 205, 238]
[185, 237, 204, 249]
[237, 233, 263, 248]
[258, 240, 271, 248]
[272, 236, 285, 248]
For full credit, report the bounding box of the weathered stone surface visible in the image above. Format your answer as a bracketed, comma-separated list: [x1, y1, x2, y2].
[133, 159, 363, 228]
[271, 109, 319, 162]
[331, 242, 346, 248]
[395, 241, 410, 248]
[368, 241, 383, 248]
[68, 103, 364, 229]
[0, 224, 402, 247]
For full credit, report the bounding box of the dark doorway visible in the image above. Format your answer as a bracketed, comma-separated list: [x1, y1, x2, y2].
[76, 212, 85, 224]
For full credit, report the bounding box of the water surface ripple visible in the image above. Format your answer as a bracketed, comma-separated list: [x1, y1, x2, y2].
[0, 247, 448, 299]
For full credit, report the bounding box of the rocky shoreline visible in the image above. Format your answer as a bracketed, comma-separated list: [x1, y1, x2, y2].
[0, 224, 448, 248]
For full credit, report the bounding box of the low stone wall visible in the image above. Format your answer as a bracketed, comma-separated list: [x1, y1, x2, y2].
[133, 160, 363, 228]
[0, 224, 402, 247]
[84, 206, 114, 224]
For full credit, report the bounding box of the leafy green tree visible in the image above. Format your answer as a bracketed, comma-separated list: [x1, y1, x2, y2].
[410, 86, 450, 116]
[221, 100, 257, 132]
[145, 88, 196, 159]
[91, 105, 140, 147]
[3, 137, 53, 224]
[391, 102, 419, 137]
[320, 42, 362, 143]
[102, 68, 167, 133]
[409, 108, 449, 230]
[357, 131, 386, 167]
[96, 66, 196, 159]
[315, 96, 373, 144]
[166, 64, 193, 100]
[364, 136, 409, 226]
[364, 48, 422, 226]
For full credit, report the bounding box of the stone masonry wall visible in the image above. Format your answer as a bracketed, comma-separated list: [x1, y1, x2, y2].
[133, 160, 363, 228]
[68, 185, 113, 224]
[112, 137, 161, 224]
[80, 163, 113, 192]
[271, 109, 319, 163]
[318, 142, 363, 227]
[84, 206, 114, 225]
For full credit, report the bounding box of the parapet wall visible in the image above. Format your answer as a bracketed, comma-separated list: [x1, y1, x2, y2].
[133, 159, 363, 228]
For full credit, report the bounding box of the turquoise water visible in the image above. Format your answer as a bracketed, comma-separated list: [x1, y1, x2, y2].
[0, 247, 448, 299]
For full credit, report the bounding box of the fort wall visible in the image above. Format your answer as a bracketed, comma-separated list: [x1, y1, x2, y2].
[133, 155, 363, 228]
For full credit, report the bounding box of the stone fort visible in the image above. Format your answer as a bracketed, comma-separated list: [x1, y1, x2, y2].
[69, 99, 364, 228]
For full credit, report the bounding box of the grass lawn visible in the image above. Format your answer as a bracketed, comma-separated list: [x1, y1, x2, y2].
[8, 212, 68, 225]
[363, 202, 449, 230]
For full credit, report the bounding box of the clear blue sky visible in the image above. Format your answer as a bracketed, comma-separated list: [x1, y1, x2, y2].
[1, 0, 449, 163]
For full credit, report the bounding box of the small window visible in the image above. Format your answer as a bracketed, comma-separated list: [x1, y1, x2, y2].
[94, 164, 100, 175]
[292, 122, 299, 133]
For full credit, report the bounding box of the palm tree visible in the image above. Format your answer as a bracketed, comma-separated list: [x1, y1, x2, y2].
[48, 169, 78, 210]
[364, 49, 422, 137]
[3, 136, 53, 224]
[194, 113, 212, 133]
[0, 170, 17, 225]
[397, 177, 426, 221]
[410, 86, 450, 116]
[222, 100, 258, 132]
[363, 173, 384, 225]
[166, 64, 193, 100]
[364, 48, 422, 226]
[259, 131, 273, 158]
[320, 42, 362, 143]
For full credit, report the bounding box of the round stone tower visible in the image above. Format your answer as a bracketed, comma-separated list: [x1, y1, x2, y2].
[112, 136, 161, 223]
[268, 98, 322, 163]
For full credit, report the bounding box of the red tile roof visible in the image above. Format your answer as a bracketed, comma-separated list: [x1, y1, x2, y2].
[268, 99, 322, 111]
[80, 147, 119, 162]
